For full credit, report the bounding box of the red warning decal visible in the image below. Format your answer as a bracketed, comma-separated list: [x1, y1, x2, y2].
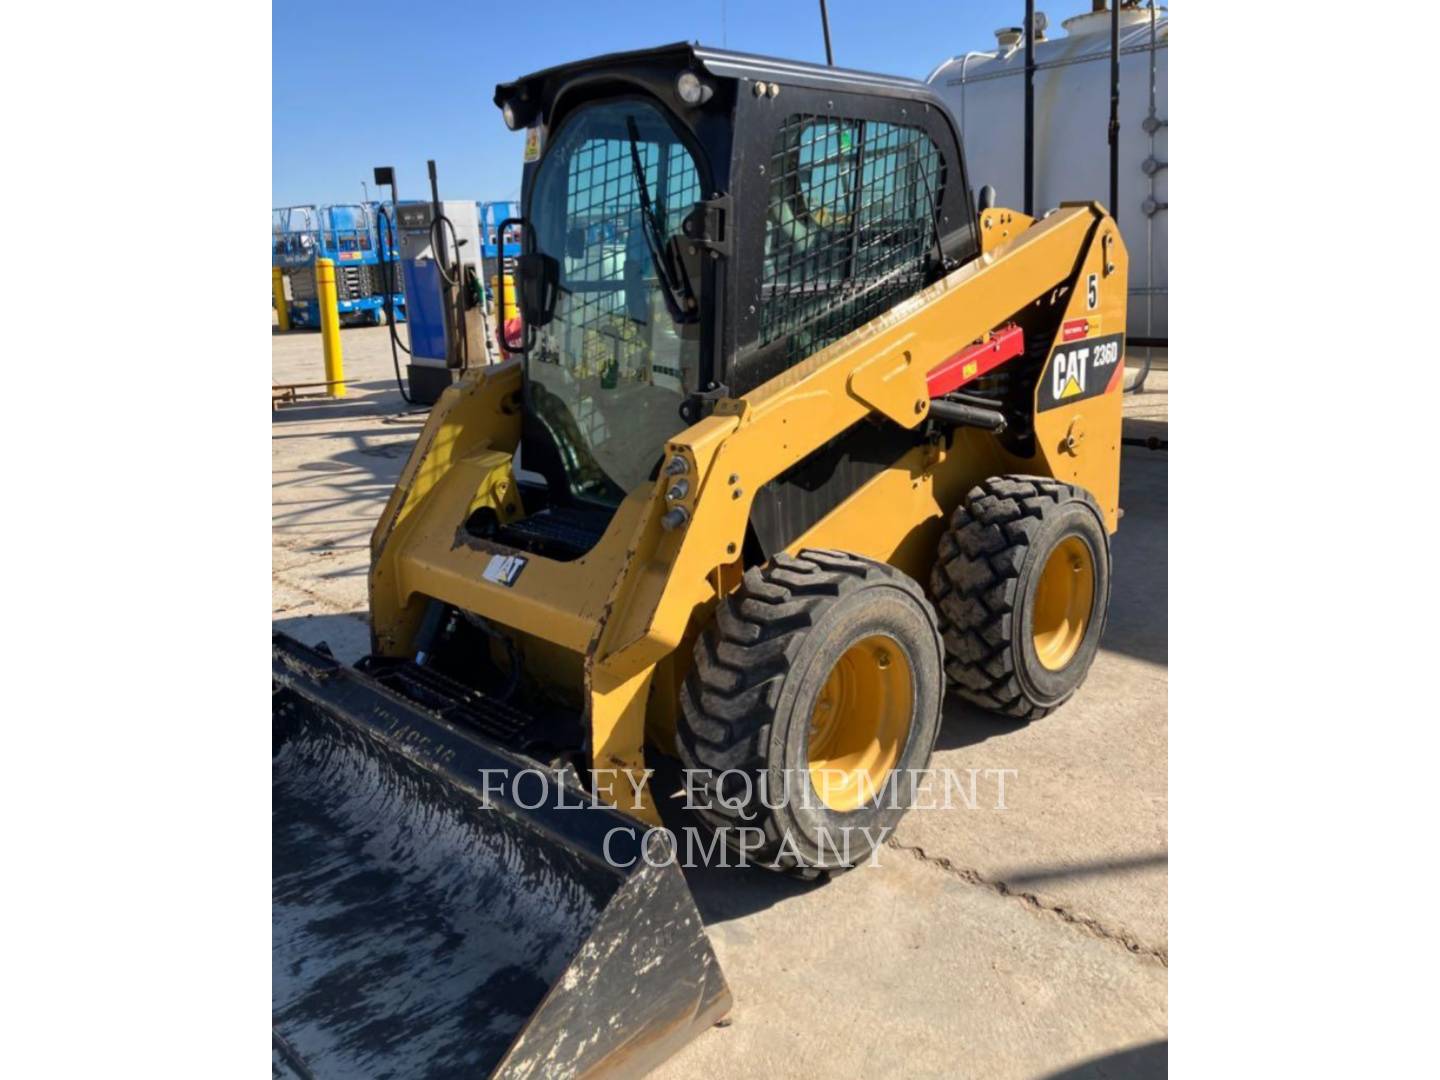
[1062, 318, 1092, 342]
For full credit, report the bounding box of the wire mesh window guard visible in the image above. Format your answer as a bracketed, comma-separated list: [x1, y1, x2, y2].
[761, 115, 943, 368]
[550, 131, 700, 384]
[526, 101, 705, 501]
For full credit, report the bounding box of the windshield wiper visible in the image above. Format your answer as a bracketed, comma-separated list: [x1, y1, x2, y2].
[625, 116, 695, 324]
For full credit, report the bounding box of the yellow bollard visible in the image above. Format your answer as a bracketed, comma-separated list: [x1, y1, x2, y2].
[491, 273, 518, 323]
[272, 267, 291, 332]
[315, 258, 346, 398]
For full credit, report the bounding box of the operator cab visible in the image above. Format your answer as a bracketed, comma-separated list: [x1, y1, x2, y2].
[490, 44, 978, 559]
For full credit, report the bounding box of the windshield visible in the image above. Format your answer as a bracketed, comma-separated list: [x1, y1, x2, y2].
[526, 98, 704, 505]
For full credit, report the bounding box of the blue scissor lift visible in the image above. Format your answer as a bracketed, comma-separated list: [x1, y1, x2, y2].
[272, 203, 406, 327]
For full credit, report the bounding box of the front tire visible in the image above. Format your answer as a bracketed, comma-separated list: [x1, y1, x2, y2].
[931, 476, 1111, 720]
[676, 550, 944, 877]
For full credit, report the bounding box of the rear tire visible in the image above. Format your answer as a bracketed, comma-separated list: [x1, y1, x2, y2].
[676, 550, 944, 878]
[930, 476, 1111, 720]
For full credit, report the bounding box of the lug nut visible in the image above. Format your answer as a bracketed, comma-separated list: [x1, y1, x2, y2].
[667, 479, 689, 501]
[665, 456, 689, 476]
[661, 507, 690, 531]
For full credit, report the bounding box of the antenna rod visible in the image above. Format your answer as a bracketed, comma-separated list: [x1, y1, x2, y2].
[1024, 0, 1036, 215]
[1109, 0, 1121, 214]
[819, 0, 834, 65]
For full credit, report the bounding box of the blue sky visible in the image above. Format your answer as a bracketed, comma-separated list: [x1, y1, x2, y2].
[272, 0, 1028, 207]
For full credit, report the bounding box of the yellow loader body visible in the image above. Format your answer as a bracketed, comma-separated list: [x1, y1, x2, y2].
[368, 200, 1126, 820]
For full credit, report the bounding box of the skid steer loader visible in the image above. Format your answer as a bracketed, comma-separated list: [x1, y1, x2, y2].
[273, 42, 1127, 1078]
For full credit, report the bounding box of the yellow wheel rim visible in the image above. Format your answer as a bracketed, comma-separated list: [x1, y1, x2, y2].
[1032, 535, 1096, 671]
[807, 635, 913, 811]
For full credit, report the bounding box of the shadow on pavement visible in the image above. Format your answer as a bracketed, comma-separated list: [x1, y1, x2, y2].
[680, 857, 824, 928]
[1102, 447, 1168, 668]
[995, 851, 1168, 888]
[648, 754, 824, 926]
[935, 696, 1032, 751]
[1037, 1039, 1167, 1079]
[271, 399, 399, 424]
[272, 429, 420, 539]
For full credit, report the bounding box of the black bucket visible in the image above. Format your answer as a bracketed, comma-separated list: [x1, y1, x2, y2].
[272, 634, 730, 1079]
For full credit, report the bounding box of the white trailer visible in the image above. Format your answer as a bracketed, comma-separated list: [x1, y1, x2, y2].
[928, 3, 1167, 341]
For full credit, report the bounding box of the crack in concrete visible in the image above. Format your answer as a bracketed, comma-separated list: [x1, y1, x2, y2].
[885, 839, 1168, 967]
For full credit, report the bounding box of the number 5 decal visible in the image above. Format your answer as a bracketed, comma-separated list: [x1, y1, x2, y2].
[1087, 272, 1098, 310]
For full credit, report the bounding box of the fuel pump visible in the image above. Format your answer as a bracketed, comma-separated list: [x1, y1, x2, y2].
[373, 161, 491, 406]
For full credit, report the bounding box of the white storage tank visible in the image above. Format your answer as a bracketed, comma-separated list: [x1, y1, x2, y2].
[928, 3, 1167, 340]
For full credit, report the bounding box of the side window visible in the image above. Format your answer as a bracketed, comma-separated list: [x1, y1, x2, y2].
[761, 115, 943, 368]
[523, 100, 706, 501]
[558, 135, 699, 382]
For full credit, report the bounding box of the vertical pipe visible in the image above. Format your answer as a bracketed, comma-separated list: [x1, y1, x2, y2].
[427, 159, 446, 278]
[272, 267, 291, 332]
[819, 0, 834, 65]
[1139, 1, 1157, 393]
[1024, 0, 1035, 215]
[1109, 0, 1120, 215]
[315, 257, 347, 398]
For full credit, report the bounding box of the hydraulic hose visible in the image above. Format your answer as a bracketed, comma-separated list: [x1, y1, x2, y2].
[928, 398, 1007, 431]
[943, 389, 1008, 410]
[1124, 349, 1154, 394]
[376, 205, 415, 404]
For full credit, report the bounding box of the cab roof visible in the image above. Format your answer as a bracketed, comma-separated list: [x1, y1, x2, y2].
[494, 41, 949, 119]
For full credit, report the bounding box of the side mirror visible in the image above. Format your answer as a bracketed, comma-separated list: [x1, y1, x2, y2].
[977, 184, 997, 212]
[515, 252, 559, 327]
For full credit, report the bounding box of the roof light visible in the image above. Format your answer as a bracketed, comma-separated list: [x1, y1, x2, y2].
[502, 101, 520, 130]
[676, 71, 711, 106]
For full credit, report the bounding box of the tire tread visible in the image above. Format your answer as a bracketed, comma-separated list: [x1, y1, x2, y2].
[677, 550, 930, 878]
[930, 475, 1100, 721]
